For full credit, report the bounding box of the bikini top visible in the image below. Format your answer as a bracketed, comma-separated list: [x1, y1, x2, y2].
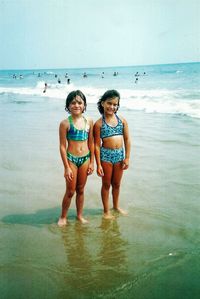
[100, 114, 124, 139]
[67, 115, 89, 141]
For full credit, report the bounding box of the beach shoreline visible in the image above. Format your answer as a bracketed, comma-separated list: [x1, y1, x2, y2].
[1, 64, 200, 298]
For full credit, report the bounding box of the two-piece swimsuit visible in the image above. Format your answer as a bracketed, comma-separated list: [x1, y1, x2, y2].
[100, 114, 124, 164]
[67, 115, 90, 167]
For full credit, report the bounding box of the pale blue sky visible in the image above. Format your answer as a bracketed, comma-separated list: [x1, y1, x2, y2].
[0, 0, 199, 70]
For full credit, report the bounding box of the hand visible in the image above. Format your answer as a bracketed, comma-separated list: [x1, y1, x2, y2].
[87, 162, 94, 175]
[97, 165, 104, 177]
[64, 167, 73, 181]
[122, 158, 129, 170]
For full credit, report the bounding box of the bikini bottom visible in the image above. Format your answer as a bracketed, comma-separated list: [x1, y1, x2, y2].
[67, 151, 90, 168]
[100, 147, 124, 164]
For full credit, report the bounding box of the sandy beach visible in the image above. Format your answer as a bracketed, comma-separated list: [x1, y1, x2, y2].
[1, 0, 200, 296]
[1, 85, 200, 298]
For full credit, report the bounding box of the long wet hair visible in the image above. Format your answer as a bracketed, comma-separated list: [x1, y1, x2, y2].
[65, 90, 87, 113]
[97, 89, 120, 114]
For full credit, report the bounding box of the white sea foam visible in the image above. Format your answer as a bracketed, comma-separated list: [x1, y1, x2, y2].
[1, 83, 200, 119]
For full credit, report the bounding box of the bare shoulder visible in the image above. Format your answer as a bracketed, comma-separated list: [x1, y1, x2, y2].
[59, 118, 69, 129]
[85, 115, 93, 125]
[94, 117, 102, 128]
[118, 114, 128, 125]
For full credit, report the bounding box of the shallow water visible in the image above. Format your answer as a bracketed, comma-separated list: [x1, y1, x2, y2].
[1, 78, 200, 298]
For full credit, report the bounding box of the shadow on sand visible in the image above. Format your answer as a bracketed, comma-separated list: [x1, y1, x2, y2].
[1, 207, 102, 227]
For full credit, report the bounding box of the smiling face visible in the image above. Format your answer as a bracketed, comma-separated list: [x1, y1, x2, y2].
[65, 90, 87, 114]
[101, 97, 119, 115]
[68, 95, 86, 115]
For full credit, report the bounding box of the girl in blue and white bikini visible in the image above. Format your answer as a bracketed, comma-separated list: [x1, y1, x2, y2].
[94, 90, 131, 219]
[58, 90, 94, 226]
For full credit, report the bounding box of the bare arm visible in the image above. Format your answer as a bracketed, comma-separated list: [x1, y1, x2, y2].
[87, 118, 94, 175]
[59, 120, 73, 180]
[94, 119, 104, 176]
[122, 117, 131, 170]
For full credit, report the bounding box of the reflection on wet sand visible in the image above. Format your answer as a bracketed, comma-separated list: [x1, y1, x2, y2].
[59, 219, 130, 297]
[98, 219, 128, 266]
[60, 222, 93, 297]
[95, 219, 131, 293]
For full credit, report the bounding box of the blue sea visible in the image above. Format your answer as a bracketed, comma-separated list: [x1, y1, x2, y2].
[0, 62, 200, 299]
[1, 62, 200, 118]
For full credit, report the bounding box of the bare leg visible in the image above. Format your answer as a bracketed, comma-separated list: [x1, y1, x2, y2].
[58, 162, 77, 226]
[112, 162, 128, 215]
[101, 161, 115, 219]
[76, 160, 90, 223]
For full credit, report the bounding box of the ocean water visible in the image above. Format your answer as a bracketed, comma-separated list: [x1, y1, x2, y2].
[0, 62, 200, 299]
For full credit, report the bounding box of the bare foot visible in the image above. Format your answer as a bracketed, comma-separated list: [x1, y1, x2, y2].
[103, 212, 115, 220]
[57, 217, 67, 227]
[77, 217, 89, 224]
[113, 208, 128, 216]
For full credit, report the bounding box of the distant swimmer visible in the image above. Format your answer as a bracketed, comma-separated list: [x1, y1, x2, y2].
[83, 72, 87, 78]
[135, 77, 139, 84]
[67, 78, 70, 84]
[101, 72, 104, 78]
[43, 82, 48, 93]
[58, 78, 61, 84]
[134, 72, 139, 77]
[65, 73, 68, 78]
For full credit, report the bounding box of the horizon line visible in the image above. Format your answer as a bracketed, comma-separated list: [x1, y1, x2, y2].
[1, 60, 199, 72]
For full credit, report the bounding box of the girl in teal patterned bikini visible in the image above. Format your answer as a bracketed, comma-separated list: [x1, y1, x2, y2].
[94, 90, 131, 219]
[58, 90, 94, 226]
